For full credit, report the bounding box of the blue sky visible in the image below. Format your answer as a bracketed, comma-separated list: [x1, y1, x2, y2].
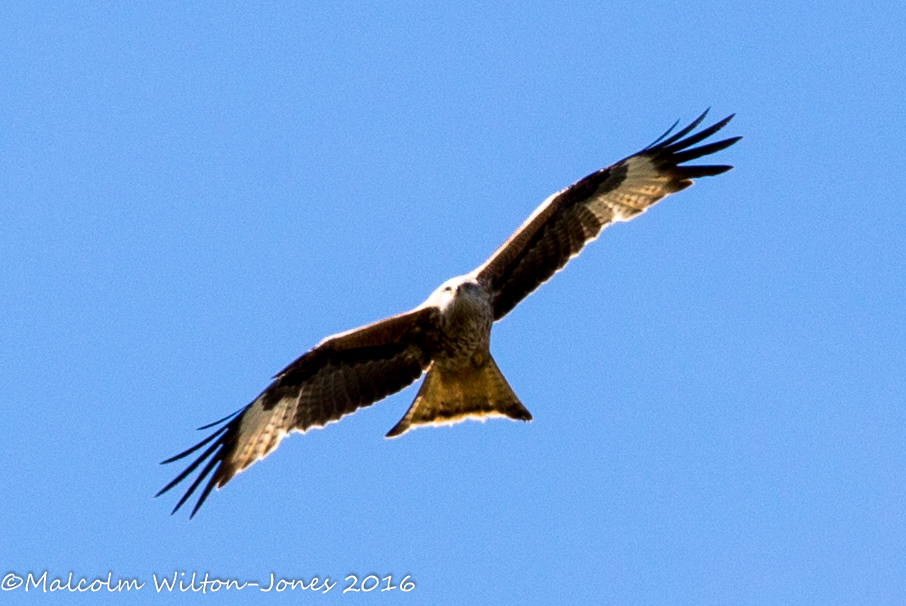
[2, 1, 904, 604]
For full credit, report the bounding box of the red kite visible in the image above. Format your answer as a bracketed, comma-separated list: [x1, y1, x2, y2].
[158, 111, 740, 516]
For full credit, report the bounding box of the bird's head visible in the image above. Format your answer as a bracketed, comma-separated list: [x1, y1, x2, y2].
[428, 275, 488, 317]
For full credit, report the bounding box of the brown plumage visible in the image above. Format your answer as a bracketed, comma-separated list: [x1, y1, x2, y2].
[157, 110, 740, 517]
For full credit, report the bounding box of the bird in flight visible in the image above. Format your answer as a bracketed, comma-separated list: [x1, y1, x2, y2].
[158, 110, 740, 517]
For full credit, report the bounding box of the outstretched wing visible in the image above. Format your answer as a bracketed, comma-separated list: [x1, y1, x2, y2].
[157, 307, 437, 517]
[474, 110, 740, 320]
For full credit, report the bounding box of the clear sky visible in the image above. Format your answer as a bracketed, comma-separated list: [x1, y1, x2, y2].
[2, 1, 904, 604]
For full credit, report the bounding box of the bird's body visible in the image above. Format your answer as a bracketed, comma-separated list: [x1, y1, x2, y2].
[424, 277, 494, 369]
[158, 111, 741, 516]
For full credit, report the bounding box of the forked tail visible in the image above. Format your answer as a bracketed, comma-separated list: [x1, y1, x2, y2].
[386, 352, 532, 438]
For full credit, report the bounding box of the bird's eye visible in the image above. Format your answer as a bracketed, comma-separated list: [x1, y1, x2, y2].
[444, 286, 453, 292]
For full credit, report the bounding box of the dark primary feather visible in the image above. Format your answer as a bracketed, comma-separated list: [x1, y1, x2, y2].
[476, 110, 740, 319]
[155, 416, 237, 516]
[157, 308, 437, 517]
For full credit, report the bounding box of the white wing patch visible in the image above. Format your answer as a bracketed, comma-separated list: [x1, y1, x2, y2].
[590, 156, 675, 223]
[228, 394, 296, 481]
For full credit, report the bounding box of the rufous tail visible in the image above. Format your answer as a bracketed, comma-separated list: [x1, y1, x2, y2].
[386, 352, 532, 438]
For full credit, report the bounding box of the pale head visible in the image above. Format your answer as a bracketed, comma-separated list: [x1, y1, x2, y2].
[426, 275, 489, 317]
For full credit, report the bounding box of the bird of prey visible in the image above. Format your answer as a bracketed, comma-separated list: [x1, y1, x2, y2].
[158, 110, 740, 517]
